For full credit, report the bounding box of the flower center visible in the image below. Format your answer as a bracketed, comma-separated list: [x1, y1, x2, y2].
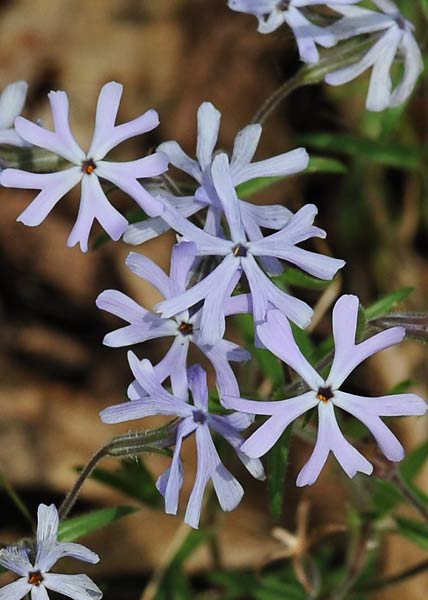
[28, 571, 44, 586]
[316, 386, 334, 403]
[82, 158, 96, 174]
[233, 244, 248, 257]
[178, 322, 193, 336]
[193, 409, 207, 424]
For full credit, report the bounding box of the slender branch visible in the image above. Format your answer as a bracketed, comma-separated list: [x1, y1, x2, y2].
[360, 559, 428, 592]
[251, 74, 302, 125]
[58, 442, 112, 520]
[392, 469, 428, 521]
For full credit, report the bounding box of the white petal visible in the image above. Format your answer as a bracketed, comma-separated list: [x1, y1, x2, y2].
[0, 81, 28, 129]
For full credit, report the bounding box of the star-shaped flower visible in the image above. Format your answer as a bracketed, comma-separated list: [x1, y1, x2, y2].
[125, 100, 306, 275]
[156, 152, 345, 345]
[100, 359, 265, 528]
[0, 504, 102, 600]
[227, 1, 360, 63]
[325, 0, 423, 111]
[0, 81, 28, 148]
[96, 241, 250, 400]
[0, 81, 168, 251]
[224, 295, 427, 485]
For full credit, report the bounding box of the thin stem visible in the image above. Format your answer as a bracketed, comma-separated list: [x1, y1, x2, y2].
[360, 559, 428, 592]
[251, 74, 302, 125]
[58, 442, 112, 520]
[392, 469, 428, 521]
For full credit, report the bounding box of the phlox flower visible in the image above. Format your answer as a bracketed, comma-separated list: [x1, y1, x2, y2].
[0, 81, 28, 148]
[96, 241, 250, 400]
[125, 100, 307, 272]
[0, 81, 168, 251]
[224, 295, 427, 486]
[100, 359, 265, 528]
[0, 504, 102, 600]
[325, 0, 423, 111]
[156, 152, 345, 345]
[227, 1, 360, 63]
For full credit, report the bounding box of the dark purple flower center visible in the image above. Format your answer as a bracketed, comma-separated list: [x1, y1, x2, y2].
[193, 409, 207, 424]
[316, 386, 334, 403]
[28, 571, 44, 586]
[178, 322, 193, 336]
[233, 244, 248, 257]
[82, 158, 96, 174]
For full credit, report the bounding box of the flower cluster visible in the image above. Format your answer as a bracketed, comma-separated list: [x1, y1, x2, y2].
[227, 0, 423, 111]
[0, 504, 102, 600]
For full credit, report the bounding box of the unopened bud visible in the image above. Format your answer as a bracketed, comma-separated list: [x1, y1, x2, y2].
[371, 312, 428, 342]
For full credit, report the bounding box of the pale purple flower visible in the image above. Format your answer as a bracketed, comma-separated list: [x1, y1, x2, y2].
[156, 152, 345, 345]
[0, 81, 168, 251]
[224, 295, 427, 486]
[0, 81, 28, 148]
[227, 1, 360, 63]
[0, 504, 102, 600]
[101, 359, 265, 528]
[325, 0, 423, 111]
[96, 241, 250, 400]
[125, 100, 307, 266]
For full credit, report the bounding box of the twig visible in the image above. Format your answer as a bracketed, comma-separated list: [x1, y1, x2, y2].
[359, 559, 428, 592]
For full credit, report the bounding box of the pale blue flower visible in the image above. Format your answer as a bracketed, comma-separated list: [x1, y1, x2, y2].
[0, 81, 168, 251]
[227, 1, 360, 63]
[101, 359, 265, 528]
[0, 504, 102, 600]
[224, 295, 427, 486]
[96, 241, 250, 400]
[125, 100, 307, 266]
[156, 152, 345, 345]
[325, 0, 423, 111]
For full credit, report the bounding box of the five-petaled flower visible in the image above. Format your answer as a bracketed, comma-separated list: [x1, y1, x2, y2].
[100, 358, 265, 528]
[325, 0, 423, 111]
[0, 81, 168, 251]
[224, 295, 427, 486]
[0, 504, 102, 600]
[227, 1, 360, 63]
[125, 100, 307, 261]
[156, 152, 345, 345]
[97, 241, 250, 400]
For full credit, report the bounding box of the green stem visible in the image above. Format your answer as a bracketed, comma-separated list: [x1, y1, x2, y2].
[360, 559, 428, 591]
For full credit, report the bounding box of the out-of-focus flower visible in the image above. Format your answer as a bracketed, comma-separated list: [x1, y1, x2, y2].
[227, 1, 360, 63]
[0, 81, 28, 148]
[0, 504, 102, 600]
[156, 153, 344, 345]
[0, 81, 168, 251]
[125, 100, 307, 263]
[325, 0, 423, 111]
[224, 295, 427, 485]
[101, 359, 265, 528]
[96, 241, 250, 400]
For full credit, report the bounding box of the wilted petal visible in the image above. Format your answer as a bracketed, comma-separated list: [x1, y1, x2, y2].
[44, 573, 102, 600]
[0, 81, 28, 129]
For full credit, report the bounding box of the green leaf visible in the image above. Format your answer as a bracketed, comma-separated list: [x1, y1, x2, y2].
[81, 459, 162, 508]
[395, 516, 428, 549]
[372, 479, 404, 515]
[400, 443, 428, 482]
[300, 133, 423, 172]
[365, 288, 414, 320]
[307, 156, 347, 174]
[272, 266, 332, 291]
[268, 425, 293, 522]
[57, 506, 137, 542]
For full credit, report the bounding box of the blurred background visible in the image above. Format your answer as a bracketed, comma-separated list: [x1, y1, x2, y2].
[0, 1, 427, 598]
